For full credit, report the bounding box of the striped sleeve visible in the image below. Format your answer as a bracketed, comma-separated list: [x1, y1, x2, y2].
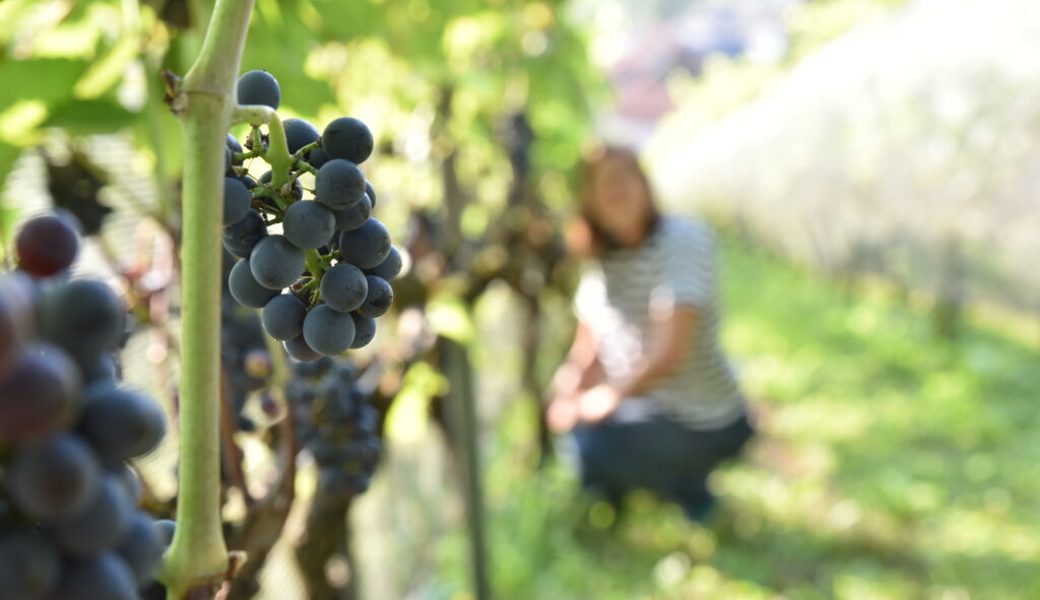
[651, 221, 716, 313]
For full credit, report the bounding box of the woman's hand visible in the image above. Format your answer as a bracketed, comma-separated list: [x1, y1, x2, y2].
[576, 384, 621, 424]
[547, 395, 579, 433]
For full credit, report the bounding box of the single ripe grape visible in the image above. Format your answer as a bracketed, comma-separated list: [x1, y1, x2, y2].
[115, 512, 164, 587]
[366, 246, 403, 281]
[332, 194, 371, 232]
[283, 118, 320, 155]
[356, 275, 393, 318]
[350, 314, 377, 349]
[0, 345, 82, 443]
[284, 334, 322, 362]
[77, 384, 166, 462]
[249, 235, 305, 291]
[15, 214, 80, 277]
[309, 147, 331, 169]
[302, 305, 356, 356]
[261, 294, 307, 341]
[315, 159, 365, 210]
[54, 475, 133, 557]
[319, 263, 368, 313]
[338, 218, 391, 269]
[321, 117, 374, 164]
[37, 279, 126, 361]
[283, 201, 335, 249]
[236, 70, 280, 109]
[223, 211, 267, 259]
[224, 177, 252, 225]
[228, 259, 279, 308]
[8, 433, 102, 521]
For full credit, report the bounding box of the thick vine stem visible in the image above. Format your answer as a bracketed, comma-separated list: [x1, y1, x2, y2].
[160, 0, 256, 598]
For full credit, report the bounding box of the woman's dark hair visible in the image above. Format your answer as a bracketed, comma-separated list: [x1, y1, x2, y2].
[571, 144, 660, 257]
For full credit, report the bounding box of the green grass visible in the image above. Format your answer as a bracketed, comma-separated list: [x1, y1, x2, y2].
[429, 237, 1040, 600]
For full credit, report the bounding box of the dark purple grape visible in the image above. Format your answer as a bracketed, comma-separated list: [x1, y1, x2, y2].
[15, 214, 80, 277]
[54, 476, 133, 557]
[356, 275, 393, 318]
[223, 210, 268, 259]
[321, 117, 373, 164]
[78, 385, 166, 461]
[303, 305, 355, 355]
[237, 70, 280, 109]
[8, 433, 102, 521]
[0, 533, 61, 600]
[365, 246, 403, 281]
[283, 118, 320, 155]
[249, 235, 305, 290]
[37, 279, 126, 361]
[350, 314, 377, 349]
[261, 294, 307, 341]
[228, 258, 279, 308]
[116, 512, 164, 586]
[0, 345, 81, 443]
[332, 194, 371, 232]
[338, 218, 391, 269]
[224, 177, 252, 225]
[284, 334, 322, 362]
[308, 147, 331, 169]
[315, 159, 365, 210]
[319, 263, 367, 313]
[283, 201, 335, 249]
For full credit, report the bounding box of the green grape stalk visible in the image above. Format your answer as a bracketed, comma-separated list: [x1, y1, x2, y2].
[159, 1, 256, 598]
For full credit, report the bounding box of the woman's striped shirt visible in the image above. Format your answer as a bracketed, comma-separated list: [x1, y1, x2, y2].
[574, 216, 745, 430]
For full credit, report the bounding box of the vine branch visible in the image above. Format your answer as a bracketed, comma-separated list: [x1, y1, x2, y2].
[160, 0, 257, 598]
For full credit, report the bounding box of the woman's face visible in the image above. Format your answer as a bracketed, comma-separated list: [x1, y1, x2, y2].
[586, 156, 651, 246]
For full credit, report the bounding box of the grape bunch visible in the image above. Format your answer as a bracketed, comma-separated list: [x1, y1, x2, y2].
[224, 70, 403, 362]
[286, 358, 382, 497]
[0, 214, 169, 599]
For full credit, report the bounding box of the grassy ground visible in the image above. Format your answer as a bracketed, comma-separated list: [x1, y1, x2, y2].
[427, 237, 1040, 600]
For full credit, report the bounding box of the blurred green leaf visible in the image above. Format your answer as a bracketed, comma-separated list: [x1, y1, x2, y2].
[73, 35, 138, 99]
[0, 59, 90, 107]
[42, 100, 137, 135]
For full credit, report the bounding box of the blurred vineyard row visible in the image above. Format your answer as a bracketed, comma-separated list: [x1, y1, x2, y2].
[649, 0, 1040, 326]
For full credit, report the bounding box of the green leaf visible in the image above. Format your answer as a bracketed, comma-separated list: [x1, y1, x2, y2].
[42, 100, 137, 134]
[73, 35, 138, 99]
[0, 59, 91, 108]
